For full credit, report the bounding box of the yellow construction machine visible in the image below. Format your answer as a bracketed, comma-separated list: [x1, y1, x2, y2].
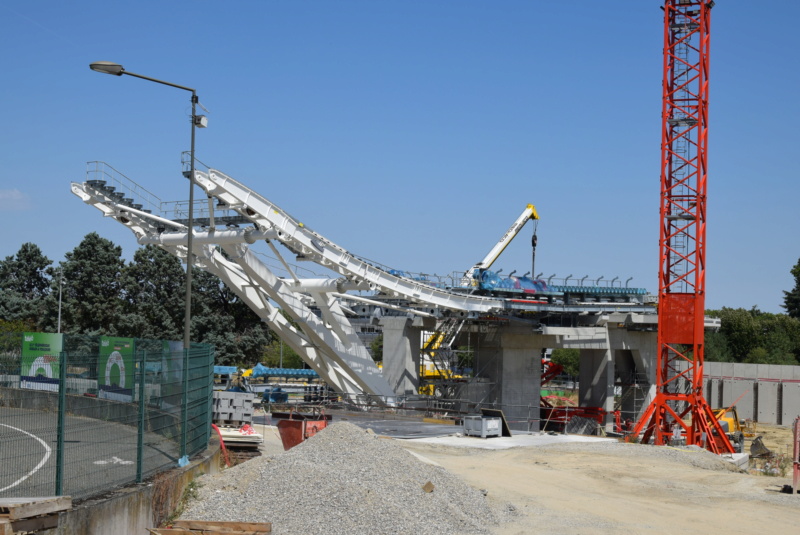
[712, 406, 755, 453]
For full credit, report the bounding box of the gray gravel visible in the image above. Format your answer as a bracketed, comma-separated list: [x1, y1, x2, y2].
[181, 421, 496, 534]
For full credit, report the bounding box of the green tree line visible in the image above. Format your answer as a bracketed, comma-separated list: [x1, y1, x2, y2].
[548, 257, 800, 373]
[0, 233, 296, 368]
[3, 237, 800, 370]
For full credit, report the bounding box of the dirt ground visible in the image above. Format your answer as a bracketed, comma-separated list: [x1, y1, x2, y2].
[253, 419, 798, 534]
[399, 423, 799, 535]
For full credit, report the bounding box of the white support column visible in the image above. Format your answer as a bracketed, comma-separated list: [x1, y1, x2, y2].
[219, 244, 396, 400]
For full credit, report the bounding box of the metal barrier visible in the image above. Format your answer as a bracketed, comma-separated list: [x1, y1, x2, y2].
[0, 336, 214, 501]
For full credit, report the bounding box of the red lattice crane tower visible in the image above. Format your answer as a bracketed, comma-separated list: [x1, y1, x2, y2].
[632, 0, 734, 454]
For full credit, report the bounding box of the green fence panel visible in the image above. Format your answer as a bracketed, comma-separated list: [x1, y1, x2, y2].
[0, 335, 215, 501]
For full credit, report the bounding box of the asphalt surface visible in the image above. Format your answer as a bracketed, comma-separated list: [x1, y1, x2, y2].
[254, 410, 619, 449]
[0, 407, 179, 500]
[253, 410, 461, 440]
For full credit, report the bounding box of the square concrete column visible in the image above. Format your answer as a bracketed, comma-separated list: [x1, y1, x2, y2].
[474, 329, 544, 432]
[578, 348, 615, 430]
[380, 316, 435, 396]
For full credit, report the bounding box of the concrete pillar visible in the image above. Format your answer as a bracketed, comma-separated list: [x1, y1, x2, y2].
[614, 350, 639, 424]
[473, 327, 551, 432]
[578, 348, 615, 430]
[379, 316, 434, 396]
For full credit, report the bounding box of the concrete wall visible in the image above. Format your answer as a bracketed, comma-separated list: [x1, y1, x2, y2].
[757, 382, 780, 424]
[782, 383, 800, 425]
[721, 379, 756, 420]
[699, 362, 800, 425]
[46, 441, 221, 534]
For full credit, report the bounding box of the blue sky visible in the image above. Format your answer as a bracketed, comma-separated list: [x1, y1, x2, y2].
[1, 1, 798, 313]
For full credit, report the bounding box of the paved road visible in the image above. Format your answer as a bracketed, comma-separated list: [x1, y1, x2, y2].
[253, 410, 460, 439]
[0, 407, 178, 500]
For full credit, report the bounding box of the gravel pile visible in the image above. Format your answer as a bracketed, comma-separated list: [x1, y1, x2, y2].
[180, 421, 496, 534]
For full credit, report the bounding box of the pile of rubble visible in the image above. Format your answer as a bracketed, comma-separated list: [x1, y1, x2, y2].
[180, 421, 496, 534]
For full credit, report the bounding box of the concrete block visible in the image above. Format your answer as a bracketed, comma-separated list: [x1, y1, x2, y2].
[213, 398, 232, 409]
[722, 379, 755, 420]
[781, 382, 800, 425]
[732, 363, 753, 380]
[756, 381, 779, 425]
[707, 378, 722, 408]
[704, 361, 721, 378]
[720, 362, 734, 378]
[779, 365, 796, 381]
[758, 365, 782, 380]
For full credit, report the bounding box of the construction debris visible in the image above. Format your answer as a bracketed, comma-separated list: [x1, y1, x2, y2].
[0, 496, 71, 534]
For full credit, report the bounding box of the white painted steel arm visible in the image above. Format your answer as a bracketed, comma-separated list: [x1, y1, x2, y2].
[466, 203, 539, 280]
[219, 243, 395, 399]
[193, 169, 506, 315]
[71, 180, 395, 403]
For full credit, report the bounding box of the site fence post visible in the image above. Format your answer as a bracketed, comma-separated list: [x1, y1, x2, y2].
[55, 351, 67, 495]
[205, 346, 214, 447]
[136, 350, 146, 483]
[180, 347, 189, 459]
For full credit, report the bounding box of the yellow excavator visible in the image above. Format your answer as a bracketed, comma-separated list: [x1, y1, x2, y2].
[712, 406, 757, 453]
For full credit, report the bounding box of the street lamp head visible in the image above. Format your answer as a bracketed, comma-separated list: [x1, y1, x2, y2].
[89, 61, 125, 76]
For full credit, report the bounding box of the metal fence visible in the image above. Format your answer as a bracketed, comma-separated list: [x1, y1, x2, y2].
[0, 335, 214, 501]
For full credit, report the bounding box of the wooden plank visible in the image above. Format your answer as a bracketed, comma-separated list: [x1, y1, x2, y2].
[151, 529, 271, 535]
[172, 519, 272, 532]
[0, 496, 72, 520]
[10, 513, 60, 532]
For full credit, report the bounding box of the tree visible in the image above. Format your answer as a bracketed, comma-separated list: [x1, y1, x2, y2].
[369, 334, 383, 362]
[704, 330, 734, 362]
[262, 337, 303, 368]
[707, 307, 800, 365]
[57, 233, 126, 335]
[551, 348, 580, 378]
[0, 243, 52, 328]
[190, 268, 271, 367]
[118, 245, 185, 340]
[784, 257, 800, 319]
[713, 308, 760, 362]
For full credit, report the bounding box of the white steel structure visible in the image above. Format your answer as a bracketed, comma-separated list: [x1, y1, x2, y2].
[72, 164, 656, 405]
[71, 167, 504, 405]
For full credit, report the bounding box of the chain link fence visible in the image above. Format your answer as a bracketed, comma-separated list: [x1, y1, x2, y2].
[0, 333, 214, 501]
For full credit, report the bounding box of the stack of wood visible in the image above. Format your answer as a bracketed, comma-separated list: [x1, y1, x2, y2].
[0, 496, 71, 534]
[149, 520, 272, 534]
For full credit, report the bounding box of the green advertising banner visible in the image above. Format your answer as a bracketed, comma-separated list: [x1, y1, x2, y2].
[21, 332, 63, 391]
[99, 336, 135, 399]
[21, 332, 63, 378]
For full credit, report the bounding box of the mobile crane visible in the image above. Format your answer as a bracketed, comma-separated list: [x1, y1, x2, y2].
[462, 204, 539, 287]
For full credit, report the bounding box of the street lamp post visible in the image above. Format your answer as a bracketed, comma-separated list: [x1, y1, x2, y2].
[57, 266, 63, 333]
[89, 61, 205, 351]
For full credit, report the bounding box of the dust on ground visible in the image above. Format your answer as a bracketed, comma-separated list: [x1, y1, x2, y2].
[245, 416, 798, 534]
[399, 424, 798, 535]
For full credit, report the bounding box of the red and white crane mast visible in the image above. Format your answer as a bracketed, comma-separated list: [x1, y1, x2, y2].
[633, 0, 733, 454]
